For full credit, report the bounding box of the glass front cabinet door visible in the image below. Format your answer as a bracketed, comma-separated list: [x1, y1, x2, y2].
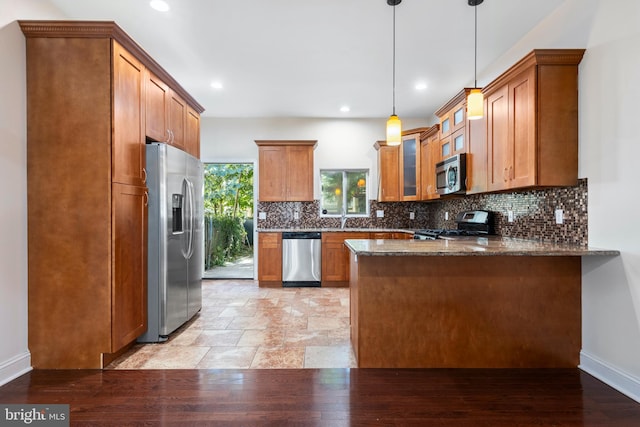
[400, 132, 421, 201]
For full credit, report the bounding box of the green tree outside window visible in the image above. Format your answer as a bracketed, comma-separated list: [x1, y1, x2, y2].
[320, 170, 368, 216]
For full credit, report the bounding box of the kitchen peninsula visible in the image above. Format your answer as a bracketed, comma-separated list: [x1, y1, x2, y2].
[346, 237, 618, 368]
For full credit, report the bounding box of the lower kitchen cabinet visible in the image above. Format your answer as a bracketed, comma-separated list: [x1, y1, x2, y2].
[257, 232, 283, 286]
[258, 231, 411, 288]
[322, 232, 370, 286]
[111, 183, 148, 351]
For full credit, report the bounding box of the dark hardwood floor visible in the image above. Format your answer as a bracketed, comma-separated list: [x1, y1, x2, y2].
[1, 368, 640, 426]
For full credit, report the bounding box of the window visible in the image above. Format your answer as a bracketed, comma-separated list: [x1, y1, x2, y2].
[320, 170, 368, 216]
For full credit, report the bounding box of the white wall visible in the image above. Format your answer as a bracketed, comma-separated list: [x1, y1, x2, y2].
[200, 117, 428, 199]
[0, 0, 64, 386]
[578, 0, 640, 402]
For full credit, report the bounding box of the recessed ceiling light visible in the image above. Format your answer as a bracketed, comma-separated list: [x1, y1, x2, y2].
[340, 105, 350, 113]
[210, 81, 223, 90]
[149, 0, 170, 12]
[415, 82, 428, 91]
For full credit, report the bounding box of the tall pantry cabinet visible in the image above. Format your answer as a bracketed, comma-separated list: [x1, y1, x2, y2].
[20, 21, 204, 368]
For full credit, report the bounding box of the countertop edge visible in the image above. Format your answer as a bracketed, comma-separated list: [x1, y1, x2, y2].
[343, 238, 620, 257]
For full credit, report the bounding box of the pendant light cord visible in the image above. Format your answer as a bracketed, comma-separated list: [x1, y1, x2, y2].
[392, 4, 396, 115]
[474, 3, 478, 88]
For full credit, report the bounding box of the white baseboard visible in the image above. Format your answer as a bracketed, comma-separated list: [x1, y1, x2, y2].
[580, 350, 640, 403]
[0, 352, 32, 387]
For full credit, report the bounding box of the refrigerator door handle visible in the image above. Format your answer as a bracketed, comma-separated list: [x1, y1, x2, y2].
[180, 178, 191, 259]
[185, 178, 195, 260]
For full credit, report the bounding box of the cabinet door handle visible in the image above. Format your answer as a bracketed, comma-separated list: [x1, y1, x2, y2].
[142, 167, 147, 184]
[165, 129, 171, 143]
[144, 191, 149, 207]
[509, 166, 514, 180]
[503, 167, 508, 182]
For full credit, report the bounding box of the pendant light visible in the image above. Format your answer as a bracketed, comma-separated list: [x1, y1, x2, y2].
[386, 0, 402, 146]
[467, 0, 484, 120]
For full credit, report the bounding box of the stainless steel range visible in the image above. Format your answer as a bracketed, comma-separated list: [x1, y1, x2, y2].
[414, 210, 495, 240]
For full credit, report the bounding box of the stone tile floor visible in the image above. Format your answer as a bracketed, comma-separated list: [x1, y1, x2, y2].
[106, 280, 355, 369]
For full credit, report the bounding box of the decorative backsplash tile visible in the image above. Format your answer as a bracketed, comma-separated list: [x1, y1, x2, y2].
[256, 200, 431, 230]
[257, 179, 588, 245]
[430, 179, 588, 246]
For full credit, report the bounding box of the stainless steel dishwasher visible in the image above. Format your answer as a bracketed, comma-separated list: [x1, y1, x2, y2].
[282, 231, 321, 287]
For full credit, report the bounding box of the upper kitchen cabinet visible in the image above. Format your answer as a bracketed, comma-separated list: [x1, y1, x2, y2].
[19, 20, 202, 369]
[466, 106, 488, 194]
[435, 89, 473, 160]
[167, 90, 187, 151]
[374, 141, 400, 202]
[255, 140, 317, 201]
[145, 70, 170, 142]
[375, 127, 428, 202]
[145, 70, 203, 158]
[399, 129, 427, 201]
[186, 106, 201, 159]
[484, 49, 585, 192]
[113, 42, 146, 187]
[419, 125, 441, 201]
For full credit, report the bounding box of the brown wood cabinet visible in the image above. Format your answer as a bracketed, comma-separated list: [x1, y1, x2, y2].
[435, 89, 473, 160]
[257, 232, 283, 285]
[167, 90, 187, 151]
[258, 231, 411, 287]
[186, 106, 201, 159]
[144, 70, 170, 143]
[144, 70, 201, 158]
[350, 253, 581, 368]
[419, 125, 441, 201]
[375, 127, 428, 202]
[484, 49, 585, 192]
[20, 20, 203, 369]
[113, 42, 146, 187]
[255, 140, 317, 201]
[374, 141, 400, 202]
[399, 131, 423, 201]
[112, 183, 148, 351]
[321, 232, 369, 285]
[466, 108, 488, 194]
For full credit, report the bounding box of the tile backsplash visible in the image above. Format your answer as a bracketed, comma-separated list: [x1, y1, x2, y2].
[257, 179, 588, 245]
[256, 200, 432, 230]
[431, 179, 588, 246]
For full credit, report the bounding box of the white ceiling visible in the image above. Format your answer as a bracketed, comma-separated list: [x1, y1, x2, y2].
[46, 0, 565, 119]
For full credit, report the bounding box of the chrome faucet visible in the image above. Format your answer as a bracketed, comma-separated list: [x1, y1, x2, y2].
[340, 206, 347, 229]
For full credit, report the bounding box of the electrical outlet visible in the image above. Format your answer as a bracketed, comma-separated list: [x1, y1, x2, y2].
[294, 211, 299, 220]
[258, 212, 266, 220]
[376, 210, 384, 218]
[445, 212, 449, 221]
[508, 210, 514, 223]
[409, 212, 415, 220]
[555, 209, 564, 224]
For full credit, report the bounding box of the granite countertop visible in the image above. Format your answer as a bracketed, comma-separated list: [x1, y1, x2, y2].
[344, 236, 620, 257]
[256, 228, 414, 233]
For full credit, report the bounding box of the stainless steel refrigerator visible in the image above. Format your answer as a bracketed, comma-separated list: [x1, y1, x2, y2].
[138, 143, 203, 343]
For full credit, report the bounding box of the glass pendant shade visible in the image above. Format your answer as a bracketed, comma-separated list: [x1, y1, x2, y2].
[467, 88, 484, 120]
[386, 114, 402, 146]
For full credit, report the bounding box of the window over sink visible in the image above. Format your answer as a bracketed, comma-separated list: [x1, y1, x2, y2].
[320, 170, 368, 217]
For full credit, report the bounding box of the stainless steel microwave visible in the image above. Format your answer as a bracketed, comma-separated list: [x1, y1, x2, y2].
[436, 153, 467, 195]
